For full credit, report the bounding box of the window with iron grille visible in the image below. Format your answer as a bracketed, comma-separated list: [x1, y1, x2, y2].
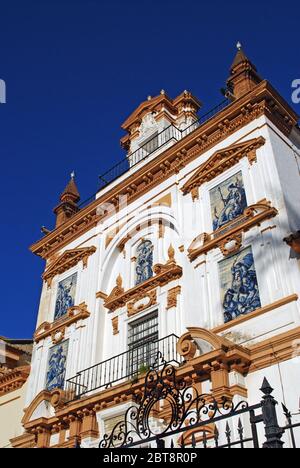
[128, 313, 158, 376]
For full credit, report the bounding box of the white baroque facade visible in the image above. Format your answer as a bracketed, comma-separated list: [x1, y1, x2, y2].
[12, 47, 300, 449]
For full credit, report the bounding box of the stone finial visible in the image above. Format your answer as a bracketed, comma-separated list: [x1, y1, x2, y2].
[168, 244, 176, 264]
[227, 44, 262, 100]
[116, 274, 123, 288]
[53, 175, 81, 228]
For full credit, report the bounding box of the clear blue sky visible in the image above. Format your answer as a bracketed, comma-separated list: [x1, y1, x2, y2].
[0, 0, 299, 338]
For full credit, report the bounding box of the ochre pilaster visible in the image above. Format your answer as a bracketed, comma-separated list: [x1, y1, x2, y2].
[210, 361, 231, 402]
[80, 409, 99, 439]
[36, 425, 51, 449]
[67, 413, 82, 443]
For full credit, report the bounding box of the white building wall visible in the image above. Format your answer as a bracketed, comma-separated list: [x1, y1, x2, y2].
[26, 112, 300, 423]
[0, 382, 29, 448]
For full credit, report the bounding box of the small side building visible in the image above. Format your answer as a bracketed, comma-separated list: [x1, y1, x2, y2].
[0, 337, 33, 448]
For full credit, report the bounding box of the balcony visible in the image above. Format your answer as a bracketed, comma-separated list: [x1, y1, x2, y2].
[65, 334, 182, 400]
[97, 99, 229, 191]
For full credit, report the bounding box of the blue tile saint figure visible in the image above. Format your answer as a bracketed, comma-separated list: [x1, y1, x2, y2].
[220, 249, 261, 324]
[136, 240, 154, 285]
[211, 172, 247, 231]
[54, 273, 77, 320]
[46, 342, 69, 391]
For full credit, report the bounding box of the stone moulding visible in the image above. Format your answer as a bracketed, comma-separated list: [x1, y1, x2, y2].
[0, 365, 30, 395]
[188, 200, 278, 261]
[167, 286, 181, 310]
[34, 303, 90, 344]
[43, 247, 97, 287]
[30, 81, 298, 260]
[182, 136, 266, 196]
[211, 293, 298, 334]
[104, 257, 182, 313]
[127, 290, 157, 317]
[112, 317, 119, 335]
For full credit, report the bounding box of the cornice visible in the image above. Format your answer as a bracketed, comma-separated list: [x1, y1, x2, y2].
[34, 302, 90, 344]
[211, 294, 298, 334]
[188, 200, 278, 261]
[104, 247, 182, 312]
[181, 136, 266, 195]
[30, 80, 298, 260]
[105, 262, 182, 312]
[248, 324, 300, 372]
[0, 365, 30, 395]
[43, 247, 97, 287]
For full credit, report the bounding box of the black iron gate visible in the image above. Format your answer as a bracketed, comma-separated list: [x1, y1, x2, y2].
[99, 354, 300, 449]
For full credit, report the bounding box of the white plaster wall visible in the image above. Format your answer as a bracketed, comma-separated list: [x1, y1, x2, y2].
[245, 358, 300, 448]
[0, 381, 29, 448]
[27, 113, 300, 412]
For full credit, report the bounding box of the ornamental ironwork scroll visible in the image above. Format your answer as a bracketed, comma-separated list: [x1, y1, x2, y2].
[99, 353, 250, 448]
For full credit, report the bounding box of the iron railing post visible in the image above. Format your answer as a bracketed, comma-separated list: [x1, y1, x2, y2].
[260, 378, 284, 449]
[156, 437, 165, 448]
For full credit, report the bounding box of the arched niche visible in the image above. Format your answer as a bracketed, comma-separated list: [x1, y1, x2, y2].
[100, 207, 180, 295]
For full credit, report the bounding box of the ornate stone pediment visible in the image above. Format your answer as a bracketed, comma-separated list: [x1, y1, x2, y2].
[177, 327, 251, 377]
[43, 247, 97, 287]
[182, 137, 265, 197]
[188, 200, 278, 261]
[34, 303, 90, 344]
[22, 388, 68, 428]
[104, 245, 182, 312]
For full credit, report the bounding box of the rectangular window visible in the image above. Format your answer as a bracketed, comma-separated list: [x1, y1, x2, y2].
[128, 313, 158, 376]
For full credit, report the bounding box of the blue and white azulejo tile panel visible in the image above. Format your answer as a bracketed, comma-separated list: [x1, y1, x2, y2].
[218, 246, 261, 324]
[210, 171, 248, 232]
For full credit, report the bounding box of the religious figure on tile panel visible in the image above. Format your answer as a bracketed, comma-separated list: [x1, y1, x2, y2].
[46, 341, 69, 391]
[136, 240, 154, 285]
[210, 171, 248, 231]
[54, 273, 77, 320]
[219, 247, 261, 324]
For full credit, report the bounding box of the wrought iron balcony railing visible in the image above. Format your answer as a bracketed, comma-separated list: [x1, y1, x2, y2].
[76, 99, 230, 210]
[65, 334, 181, 400]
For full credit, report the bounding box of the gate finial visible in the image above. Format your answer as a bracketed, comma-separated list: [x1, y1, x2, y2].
[260, 377, 274, 395]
